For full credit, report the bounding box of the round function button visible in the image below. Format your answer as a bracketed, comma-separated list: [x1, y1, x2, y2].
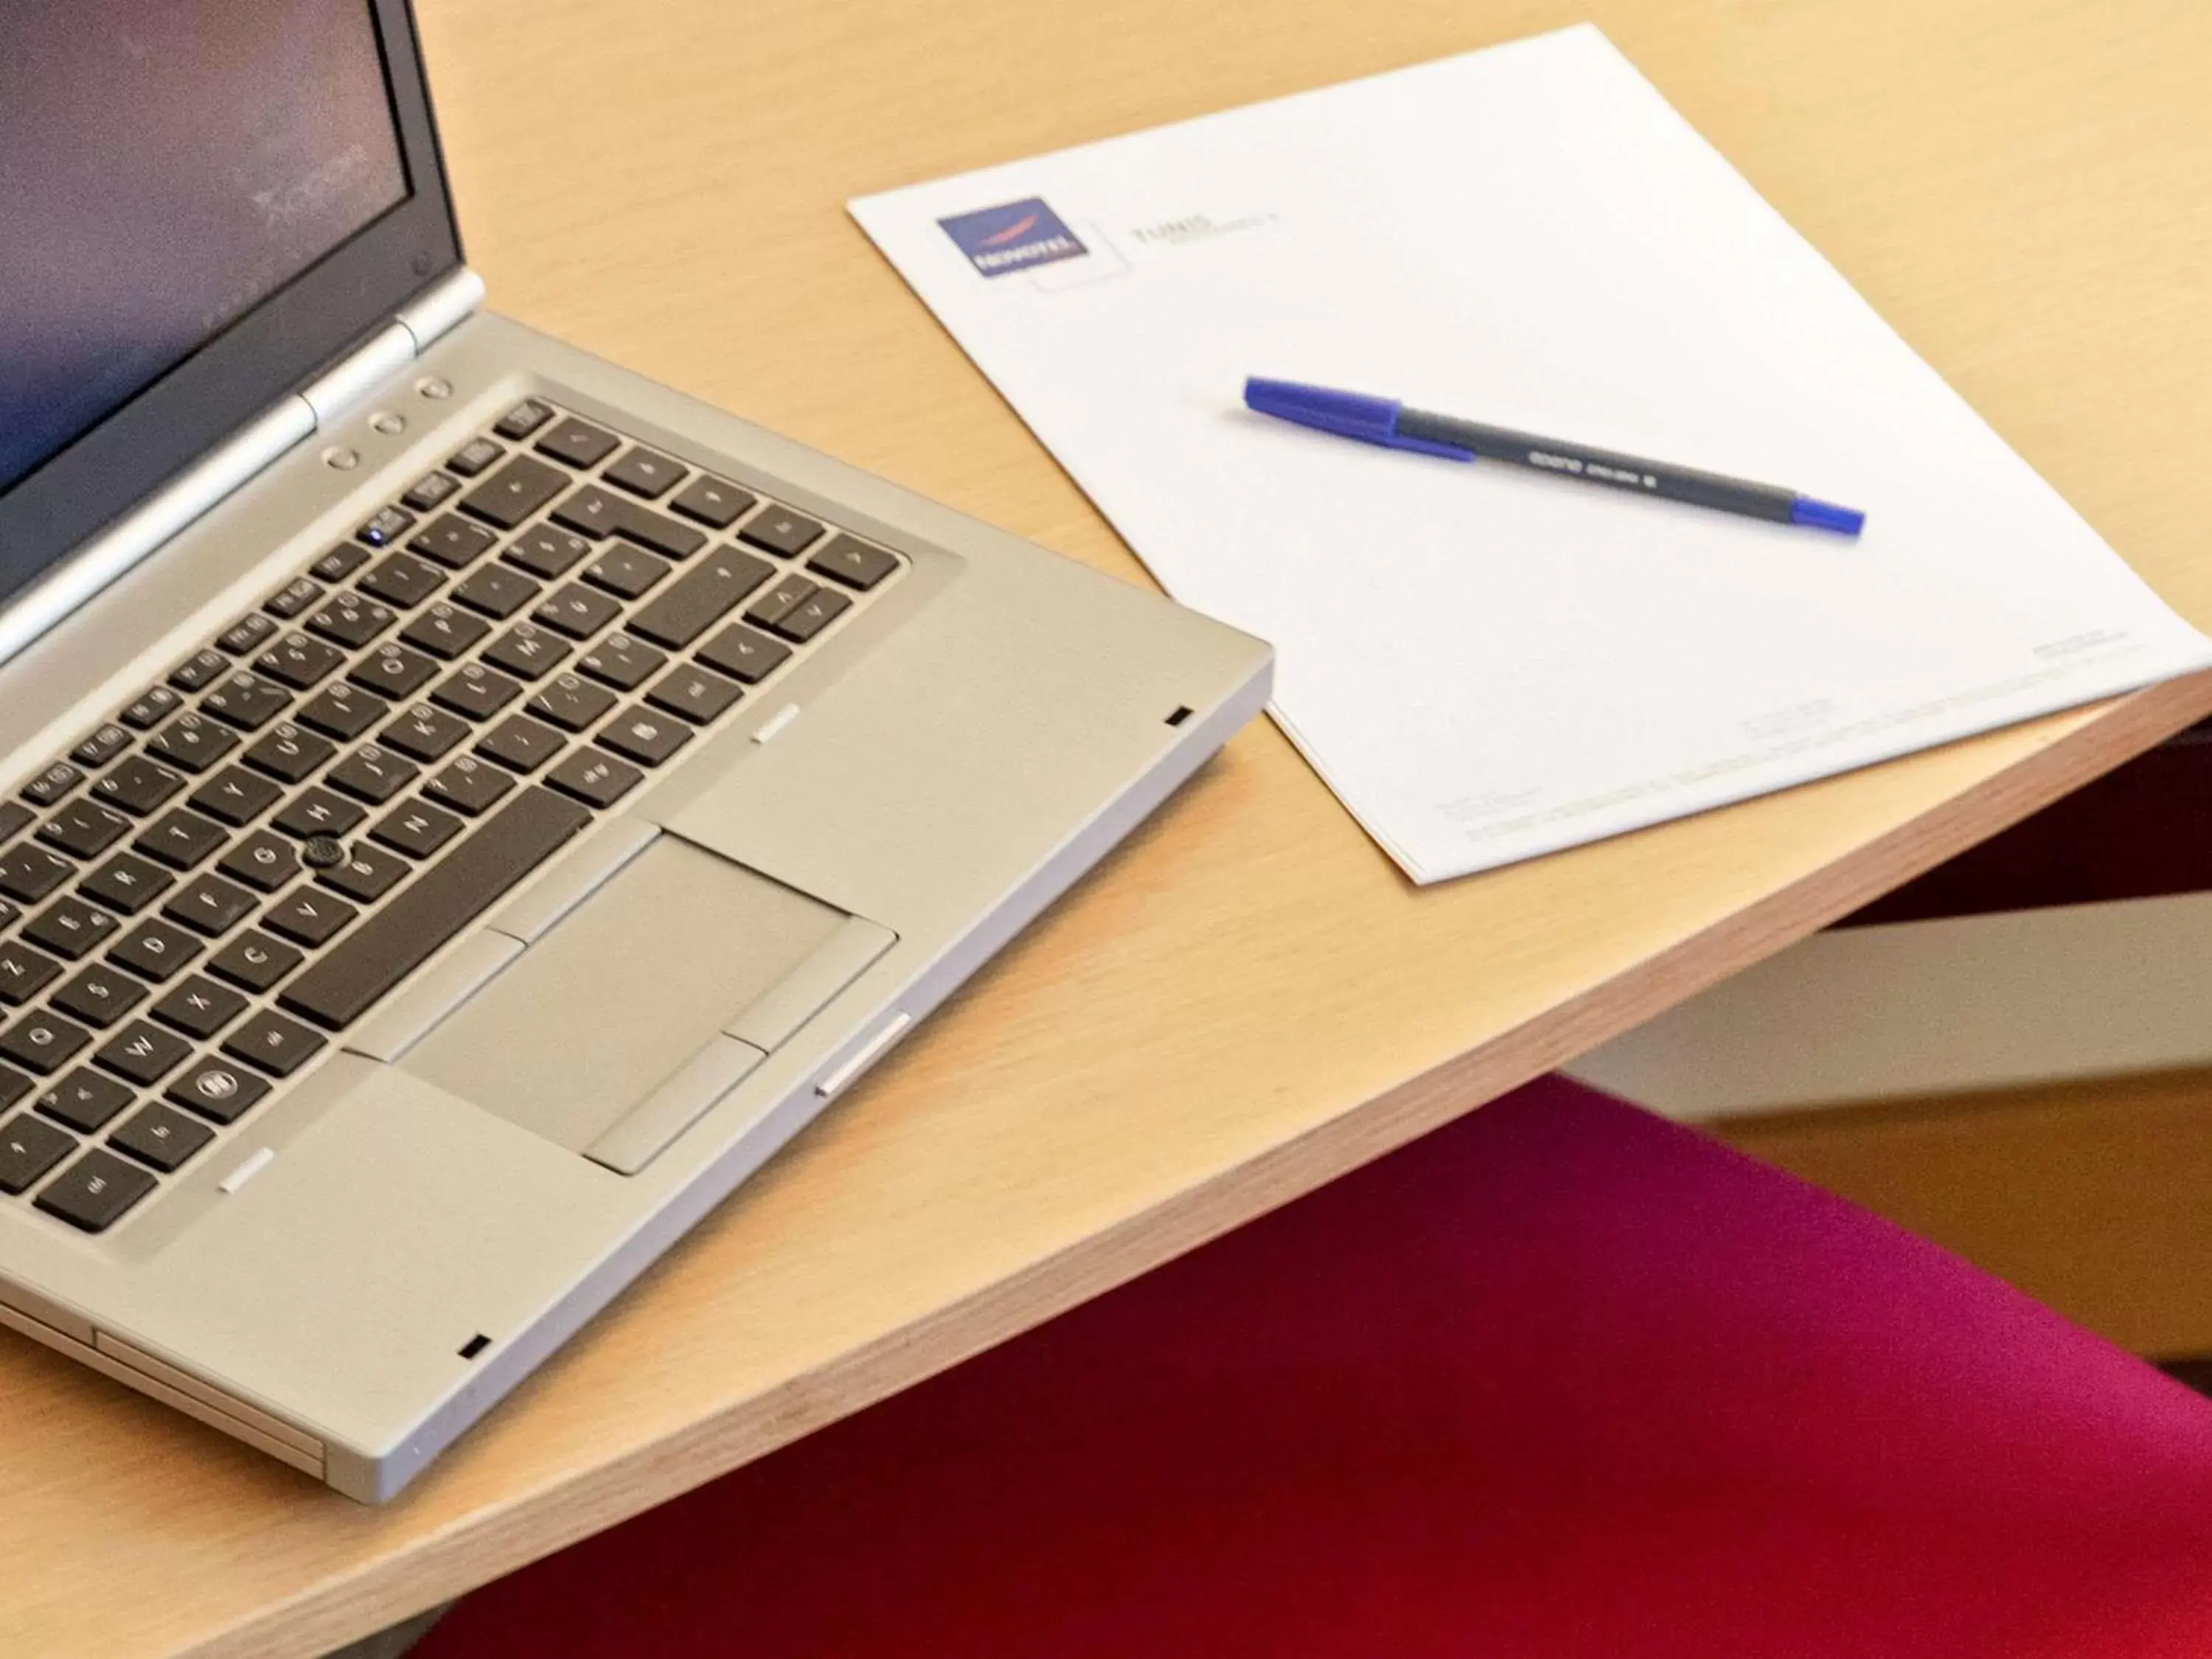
[369, 411, 407, 436]
[415, 375, 453, 400]
[321, 445, 361, 472]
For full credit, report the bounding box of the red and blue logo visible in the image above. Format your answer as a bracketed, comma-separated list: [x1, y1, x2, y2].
[938, 198, 1088, 278]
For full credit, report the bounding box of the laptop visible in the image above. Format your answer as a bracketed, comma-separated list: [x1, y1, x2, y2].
[0, 1, 1271, 1500]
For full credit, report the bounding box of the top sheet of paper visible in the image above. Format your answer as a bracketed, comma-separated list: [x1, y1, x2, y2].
[850, 25, 2212, 883]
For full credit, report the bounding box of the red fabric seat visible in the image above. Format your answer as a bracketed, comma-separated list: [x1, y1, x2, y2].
[422, 1077, 2212, 1658]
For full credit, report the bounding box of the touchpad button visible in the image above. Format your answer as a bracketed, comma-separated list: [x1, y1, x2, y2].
[402, 835, 847, 1153]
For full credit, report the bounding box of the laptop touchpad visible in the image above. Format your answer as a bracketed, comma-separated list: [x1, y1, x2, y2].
[401, 834, 850, 1157]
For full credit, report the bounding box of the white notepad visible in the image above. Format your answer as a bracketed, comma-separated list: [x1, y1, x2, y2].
[850, 25, 2212, 883]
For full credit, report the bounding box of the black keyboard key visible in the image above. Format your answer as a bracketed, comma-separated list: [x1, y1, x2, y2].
[319, 841, 410, 904]
[187, 765, 282, 828]
[604, 445, 686, 499]
[0, 843, 75, 904]
[201, 670, 293, 730]
[79, 853, 174, 917]
[668, 475, 754, 529]
[162, 875, 256, 938]
[355, 504, 417, 549]
[583, 542, 671, 599]
[206, 931, 302, 995]
[431, 662, 524, 722]
[168, 650, 228, 693]
[504, 524, 594, 580]
[739, 507, 826, 559]
[40, 798, 133, 860]
[94, 1020, 192, 1087]
[145, 712, 238, 775]
[25, 897, 120, 961]
[359, 552, 445, 610]
[307, 592, 397, 649]
[696, 624, 793, 685]
[223, 1009, 327, 1077]
[400, 471, 460, 513]
[262, 887, 357, 949]
[535, 417, 619, 468]
[283, 786, 591, 1029]
[382, 703, 472, 763]
[21, 761, 83, 808]
[217, 830, 299, 894]
[546, 747, 642, 809]
[457, 456, 568, 531]
[452, 563, 542, 620]
[807, 534, 901, 591]
[150, 976, 247, 1041]
[1, 1012, 89, 1076]
[215, 612, 279, 656]
[350, 642, 440, 700]
[745, 574, 819, 633]
[327, 744, 419, 805]
[273, 787, 366, 840]
[481, 622, 570, 681]
[408, 514, 500, 569]
[0, 1066, 27, 1113]
[447, 435, 504, 477]
[167, 1057, 270, 1124]
[0, 943, 62, 1006]
[119, 685, 184, 731]
[93, 755, 186, 817]
[262, 577, 325, 621]
[0, 803, 29, 844]
[108, 921, 200, 984]
[251, 632, 347, 692]
[35, 1149, 156, 1232]
[493, 398, 556, 439]
[37, 1068, 135, 1131]
[309, 543, 373, 583]
[52, 965, 147, 1029]
[767, 584, 851, 643]
[532, 582, 622, 641]
[400, 602, 492, 661]
[629, 545, 774, 649]
[647, 665, 745, 725]
[477, 714, 566, 773]
[577, 633, 665, 692]
[425, 755, 517, 817]
[241, 721, 335, 785]
[526, 674, 617, 733]
[0, 1113, 73, 1195]
[371, 799, 465, 860]
[551, 484, 708, 560]
[596, 707, 692, 768]
[69, 724, 133, 770]
[111, 1104, 213, 1173]
[296, 682, 388, 742]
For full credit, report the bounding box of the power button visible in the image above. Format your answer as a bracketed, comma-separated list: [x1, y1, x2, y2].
[814, 1012, 913, 1099]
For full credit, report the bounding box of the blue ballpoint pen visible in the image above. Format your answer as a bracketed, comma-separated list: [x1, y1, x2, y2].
[1244, 377, 1865, 536]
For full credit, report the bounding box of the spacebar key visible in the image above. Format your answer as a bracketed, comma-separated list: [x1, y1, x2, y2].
[279, 787, 591, 1029]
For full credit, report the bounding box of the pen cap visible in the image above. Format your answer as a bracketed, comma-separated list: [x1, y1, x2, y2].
[1243, 378, 1405, 446]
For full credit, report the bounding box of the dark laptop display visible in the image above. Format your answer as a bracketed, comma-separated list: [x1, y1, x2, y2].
[0, 2, 407, 494]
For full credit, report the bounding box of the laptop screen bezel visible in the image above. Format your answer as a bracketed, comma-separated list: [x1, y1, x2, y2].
[0, 0, 462, 606]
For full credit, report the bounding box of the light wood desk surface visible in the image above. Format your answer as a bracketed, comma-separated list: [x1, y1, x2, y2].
[13, 1, 2212, 1653]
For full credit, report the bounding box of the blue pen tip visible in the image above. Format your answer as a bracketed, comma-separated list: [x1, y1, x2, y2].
[1791, 496, 1865, 537]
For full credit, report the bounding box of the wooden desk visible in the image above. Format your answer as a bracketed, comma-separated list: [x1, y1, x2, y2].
[12, 1, 2212, 1653]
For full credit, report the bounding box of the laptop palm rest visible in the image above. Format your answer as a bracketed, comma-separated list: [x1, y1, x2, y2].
[398, 833, 891, 1171]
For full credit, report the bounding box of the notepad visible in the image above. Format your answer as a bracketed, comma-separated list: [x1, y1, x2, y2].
[850, 25, 2212, 883]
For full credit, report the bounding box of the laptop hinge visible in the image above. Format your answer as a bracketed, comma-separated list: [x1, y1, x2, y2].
[0, 267, 486, 675]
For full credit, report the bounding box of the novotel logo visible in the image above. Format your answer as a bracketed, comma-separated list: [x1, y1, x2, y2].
[938, 197, 1088, 277]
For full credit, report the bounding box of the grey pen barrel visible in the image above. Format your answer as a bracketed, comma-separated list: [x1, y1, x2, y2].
[1393, 408, 1801, 523]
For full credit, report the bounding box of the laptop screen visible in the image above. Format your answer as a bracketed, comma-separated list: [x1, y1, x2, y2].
[0, 1, 410, 495]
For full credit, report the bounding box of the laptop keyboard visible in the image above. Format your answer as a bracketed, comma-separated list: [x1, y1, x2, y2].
[0, 400, 905, 1234]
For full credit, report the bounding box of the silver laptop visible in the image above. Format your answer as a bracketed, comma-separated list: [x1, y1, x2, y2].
[0, 1, 1270, 1500]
